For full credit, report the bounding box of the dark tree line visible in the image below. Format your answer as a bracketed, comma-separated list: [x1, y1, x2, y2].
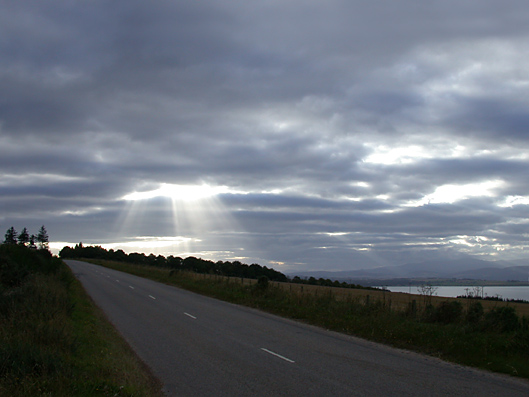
[3, 225, 49, 250]
[289, 275, 380, 290]
[59, 244, 380, 290]
[457, 294, 529, 304]
[59, 244, 289, 282]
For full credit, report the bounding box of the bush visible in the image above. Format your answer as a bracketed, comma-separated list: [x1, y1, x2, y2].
[405, 299, 418, 318]
[433, 301, 463, 324]
[422, 304, 436, 322]
[0, 244, 57, 276]
[0, 253, 29, 288]
[256, 275, 269, 290]
[485, 307, 520, 333]
[466, 301, 484, 324]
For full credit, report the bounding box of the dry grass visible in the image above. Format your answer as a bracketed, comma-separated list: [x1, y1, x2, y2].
[183, 271, 529, 317]
[91, 259, 529, 317]
[268, 281, 529, 316]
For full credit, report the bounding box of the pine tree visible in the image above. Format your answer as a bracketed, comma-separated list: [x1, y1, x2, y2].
[37, 225, 49, 250]
[18, 227, 30, 246]
[4, 226, 17, 244]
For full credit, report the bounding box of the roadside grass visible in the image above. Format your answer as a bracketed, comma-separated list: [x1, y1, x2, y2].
[87, 258, 529, 380]
[0, 245, 162, 396]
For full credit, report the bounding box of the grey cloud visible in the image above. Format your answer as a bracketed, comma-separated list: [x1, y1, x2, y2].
[2, 1, 529, 270]
[392, 158, 526, 186]
[447, 97, 529, 142]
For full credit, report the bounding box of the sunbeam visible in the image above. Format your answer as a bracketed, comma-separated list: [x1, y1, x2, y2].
[114, 183, 249, 261]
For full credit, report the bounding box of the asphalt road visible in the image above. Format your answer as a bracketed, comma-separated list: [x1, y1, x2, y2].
[66, 260, 529, 396]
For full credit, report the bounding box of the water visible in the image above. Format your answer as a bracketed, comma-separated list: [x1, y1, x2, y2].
[381, 286, 529, 302]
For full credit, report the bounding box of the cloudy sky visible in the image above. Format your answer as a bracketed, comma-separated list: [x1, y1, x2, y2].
[2, 1, 529, 272]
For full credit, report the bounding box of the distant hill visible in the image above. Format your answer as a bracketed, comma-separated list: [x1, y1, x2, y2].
[291, 258, 528, 283]
[453, 266, 529, 282]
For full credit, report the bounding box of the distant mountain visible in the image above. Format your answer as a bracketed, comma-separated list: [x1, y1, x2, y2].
[453, 266, 529, 282]
[496, 258, 529, 267]
[389, 257, 504, 278]
[292, 258, 528, 282]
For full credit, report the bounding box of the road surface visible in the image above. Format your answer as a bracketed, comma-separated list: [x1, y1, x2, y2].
[66, 260, 529, 396]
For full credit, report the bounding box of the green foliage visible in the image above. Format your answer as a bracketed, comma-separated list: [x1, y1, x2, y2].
[256, 275, 270, 290]
[3, 227, 17, 245]
[17, 227, 30, 246]
[466, 301, 484, 324]
[421, 304, 435, 322]
[3, 225, 50, 249]
[290, 274, 379, 291]
[484, 306, 520, 333]
[0, 253, 29, 289]
[430, 300, 463, 324]
[0, 244, 57, 284]
[405, 299, 418, 318]
[37, 225, 49, 250]
[0, 245, 162, 396]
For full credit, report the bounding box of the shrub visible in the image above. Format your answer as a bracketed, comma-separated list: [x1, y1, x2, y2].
[422, 304, 436, 322]
[433, 301, 463, 324]
[257, 275, 269, 290]
[405, 299, 418, 318]
[466, 301, 484, 324]
[0, 253, 29, 288]
[484, 307, 519, 333]
[0, 244, 57, 276]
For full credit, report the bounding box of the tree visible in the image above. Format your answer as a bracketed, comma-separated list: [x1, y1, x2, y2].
[37, 225, 49, 250]
[4, 227, 17, 244]
[18, 227, 30, 246]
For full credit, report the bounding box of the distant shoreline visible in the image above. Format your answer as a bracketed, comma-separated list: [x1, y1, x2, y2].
[326, 278, 529, 287]
[379, 285, 529, 302]
[286, 273, 529, 287]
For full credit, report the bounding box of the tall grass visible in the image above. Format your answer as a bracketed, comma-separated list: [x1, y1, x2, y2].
[90, 259, 529, 379]
[0, 246, 162, 396]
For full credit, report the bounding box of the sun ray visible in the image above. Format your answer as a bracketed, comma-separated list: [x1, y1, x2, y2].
[115, 183, 246, 260]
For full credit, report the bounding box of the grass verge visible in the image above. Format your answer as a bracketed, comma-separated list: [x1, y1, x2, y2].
[0, 245, 163, 396]
[88, 258, 529, 380]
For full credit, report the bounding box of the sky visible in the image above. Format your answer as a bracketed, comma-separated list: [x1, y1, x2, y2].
[1, 1, 529, 273]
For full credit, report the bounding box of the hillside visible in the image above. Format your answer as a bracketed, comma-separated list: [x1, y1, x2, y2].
[292, 257, 528, 284]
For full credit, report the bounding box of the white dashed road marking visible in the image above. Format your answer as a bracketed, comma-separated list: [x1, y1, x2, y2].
[261, 348, 295, 363]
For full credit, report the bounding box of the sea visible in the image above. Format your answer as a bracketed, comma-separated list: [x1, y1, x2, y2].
[380, 286, 529, 302]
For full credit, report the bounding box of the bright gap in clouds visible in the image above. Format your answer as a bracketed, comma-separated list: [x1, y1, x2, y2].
[500, 195, 529, 207]
[103, 236, 198, 249]
[116, 183, 248, 261]
[364, 143, 480, 166]
[407, 180, 504, 206]
[364, 144, 433, 165]
[122, 183, 232, 202]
